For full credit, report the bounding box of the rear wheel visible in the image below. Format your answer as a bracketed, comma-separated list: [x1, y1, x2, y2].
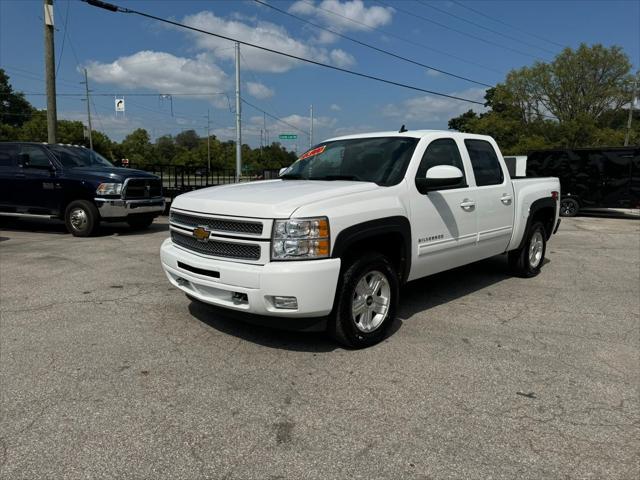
[127, 215, 155, 230]
[329, 252, 399, 349]
[560, 197, 579, 217]
[64, 200, 99, 237]
[508, 221, 547, 278]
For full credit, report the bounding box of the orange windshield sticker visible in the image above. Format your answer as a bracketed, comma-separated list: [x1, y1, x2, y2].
[299, 145, 326, 160]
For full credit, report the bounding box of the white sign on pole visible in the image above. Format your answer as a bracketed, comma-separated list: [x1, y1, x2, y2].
[115, 98, 125, 113]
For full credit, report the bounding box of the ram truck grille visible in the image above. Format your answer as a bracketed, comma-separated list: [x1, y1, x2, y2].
[171, 231, 261, 261]
[169, 211, 263, 235]
[124, 179, 162, 199]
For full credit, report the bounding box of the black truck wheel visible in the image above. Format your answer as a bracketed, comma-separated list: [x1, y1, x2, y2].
[64, 200, 99, 237]
[508, 221, 547, 278]
[127, 215, 155, 230]
[560, 198, 579, 217]
[329, 252, 399, 349]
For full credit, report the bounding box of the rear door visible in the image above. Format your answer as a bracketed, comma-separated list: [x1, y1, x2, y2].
[463, 139, 515, 259]
[408, 137, 479, 279]
[0, 143, 19, 211]
[17, 144, 60, 214]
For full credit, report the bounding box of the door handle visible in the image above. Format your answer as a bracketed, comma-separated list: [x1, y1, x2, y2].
[14, 173, 26, 178]
[500, 194, 513, 205]
[460, 199, 476, 210]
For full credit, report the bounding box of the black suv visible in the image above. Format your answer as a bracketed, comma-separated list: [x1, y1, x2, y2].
[0, 142, 165, 236]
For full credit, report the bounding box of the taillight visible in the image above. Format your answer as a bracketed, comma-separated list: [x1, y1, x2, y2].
[551, 191, 559, 201]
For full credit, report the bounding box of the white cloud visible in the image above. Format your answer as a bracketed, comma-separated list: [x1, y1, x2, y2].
[83, 50, 230, 100]
[181, 11, 356, 73]
[289, 0, 394, 32]
[426, 69, 442, 77]
[246, 81, 275, 99]
[330, 103, 341, 111]
[382, 88, 488, 123]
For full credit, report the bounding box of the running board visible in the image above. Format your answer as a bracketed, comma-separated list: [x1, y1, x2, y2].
[0, 212, 57, 219]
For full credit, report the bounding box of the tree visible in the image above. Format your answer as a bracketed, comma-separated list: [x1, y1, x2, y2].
[448, 44, 638, 152]
[122, 128, 153, 166]
[0, 69, 34, 128]
[175, 129, 200, 150]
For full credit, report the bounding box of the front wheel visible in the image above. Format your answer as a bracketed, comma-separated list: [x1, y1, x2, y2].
[64, 200, 99, 237]
[508, 221, 547, 278]
[329, 252, 399, 349]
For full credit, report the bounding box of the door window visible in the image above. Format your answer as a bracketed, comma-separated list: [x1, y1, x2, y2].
[416, 138, 466, 188]
[0, 144, 18, 167]
[465, 139, 504, 186]
[21, 145, 52, 168]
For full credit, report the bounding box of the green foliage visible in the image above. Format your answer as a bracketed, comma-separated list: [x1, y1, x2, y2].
[0, 68, 34, 128]
[448, 44, 638, 153]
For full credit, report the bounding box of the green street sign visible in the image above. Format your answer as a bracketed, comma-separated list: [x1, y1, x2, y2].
[279, 133, 298, 140]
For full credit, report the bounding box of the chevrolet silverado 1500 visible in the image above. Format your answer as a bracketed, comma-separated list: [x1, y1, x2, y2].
[161, 130, 560, 348]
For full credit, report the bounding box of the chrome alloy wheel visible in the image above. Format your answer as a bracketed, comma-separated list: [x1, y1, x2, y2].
[69, 208, 88, 231]
[529, 230, 544, 268]
[352, 270, 391, 333]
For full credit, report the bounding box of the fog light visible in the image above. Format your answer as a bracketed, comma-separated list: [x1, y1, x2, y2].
[272, 296, 298, 310]
[232, 292, 248, 303]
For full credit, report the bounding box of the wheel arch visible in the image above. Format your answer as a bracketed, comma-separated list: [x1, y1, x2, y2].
[517, 198, 556, 249]
[332, 216, 412, 283]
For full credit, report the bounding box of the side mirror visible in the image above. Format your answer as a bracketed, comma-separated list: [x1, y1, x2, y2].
[416, 165, 464, 194]
[279, 167, 288, 176]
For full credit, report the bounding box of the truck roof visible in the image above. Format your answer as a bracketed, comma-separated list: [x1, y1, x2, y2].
[323, 129, 495, 143]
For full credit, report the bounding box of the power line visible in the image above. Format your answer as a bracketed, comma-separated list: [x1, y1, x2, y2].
[241, 98, 309, 137]
[293, 0, 504, 76]
[55, 0, 71, 76]
[81, 0, 486, 107]
[375, 0, 542, 60]
[415, 0, 555, 56]
[254, 0, 492, 87]
[451, 0, 566, 50]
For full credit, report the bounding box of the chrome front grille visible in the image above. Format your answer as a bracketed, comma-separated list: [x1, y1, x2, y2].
[124, 178, 162, 199]
[170, 211, 263, 235]
[171, 231, 261, 260]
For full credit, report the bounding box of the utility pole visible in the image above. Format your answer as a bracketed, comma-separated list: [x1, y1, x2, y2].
[263, 112, 267, 146]
[206, 109, 211, 173]
[309, 104, 314, 148]
[83, 69, 93, 150]
[44, 0, 57, 143]
[624, 73, 638, 146]
[235, 42, 242, 182]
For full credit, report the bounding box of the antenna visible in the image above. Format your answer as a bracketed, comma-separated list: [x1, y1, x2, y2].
[399, 124, 408, 133]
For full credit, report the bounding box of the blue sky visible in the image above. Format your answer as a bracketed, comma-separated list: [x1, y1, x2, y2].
[1, 0, 638, 149]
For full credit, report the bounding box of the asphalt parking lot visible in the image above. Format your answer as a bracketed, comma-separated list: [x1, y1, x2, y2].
[0, 215, 638, 479]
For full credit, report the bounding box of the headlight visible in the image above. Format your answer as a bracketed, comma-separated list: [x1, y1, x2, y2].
[96, 183, 123, 196]
[272, 217, 330, 260]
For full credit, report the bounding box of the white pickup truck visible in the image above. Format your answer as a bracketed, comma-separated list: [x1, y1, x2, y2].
[161, 130, 560, 348]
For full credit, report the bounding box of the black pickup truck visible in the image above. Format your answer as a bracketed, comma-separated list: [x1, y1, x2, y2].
[0, 142, 165, 236]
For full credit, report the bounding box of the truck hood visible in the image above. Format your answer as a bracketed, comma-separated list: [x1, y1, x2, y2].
[171, 180, 379, 218]
[62, 167, 158, 183]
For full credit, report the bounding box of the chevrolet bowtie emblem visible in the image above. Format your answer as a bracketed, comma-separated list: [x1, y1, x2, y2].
[193, 226, 211, 242]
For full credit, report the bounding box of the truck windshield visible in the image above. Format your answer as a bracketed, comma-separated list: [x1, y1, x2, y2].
[47, 146, 114, 168]
[281, 137, 419, 186]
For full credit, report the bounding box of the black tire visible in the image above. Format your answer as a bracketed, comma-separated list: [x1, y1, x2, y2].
[329, 252, 399, 349]
[508, 221, 547, 278]
[127, 215, 155, 230]
[64, 200, 99, 237]
[560, 197, 579, 217]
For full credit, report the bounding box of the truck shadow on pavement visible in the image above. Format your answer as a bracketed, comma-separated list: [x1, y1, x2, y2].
[188, 254, 524, 352]
[0, 217, 169, 237]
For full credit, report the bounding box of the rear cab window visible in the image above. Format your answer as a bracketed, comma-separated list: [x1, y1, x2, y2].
[0, 144, 18, 168]
[464, 139, 504, 186]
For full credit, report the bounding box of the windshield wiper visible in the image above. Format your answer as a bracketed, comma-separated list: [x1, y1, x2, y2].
[280, 173, 305, 180]
[309, 175, 363, 181]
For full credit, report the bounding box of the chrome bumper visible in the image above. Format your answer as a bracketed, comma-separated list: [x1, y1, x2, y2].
[95, 197, 165, 218]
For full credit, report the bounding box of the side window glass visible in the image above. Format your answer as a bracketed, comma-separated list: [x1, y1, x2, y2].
[21, 146, 51, 168]
[416, 138, 466, 187]
[0, 144, 18, 167]
[464, 139, 504, 186]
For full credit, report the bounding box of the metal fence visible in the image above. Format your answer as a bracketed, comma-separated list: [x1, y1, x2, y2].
[128, 164, 280, 199]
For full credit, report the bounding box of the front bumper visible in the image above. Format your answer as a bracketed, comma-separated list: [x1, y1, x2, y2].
[95, 197, 165, 218]
[160, 238, 341, 318]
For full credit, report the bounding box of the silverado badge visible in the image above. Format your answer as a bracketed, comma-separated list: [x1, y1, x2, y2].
[193, 226, 211, 242]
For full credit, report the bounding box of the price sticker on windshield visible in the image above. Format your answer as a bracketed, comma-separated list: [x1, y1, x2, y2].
[299, 145, 326, 160]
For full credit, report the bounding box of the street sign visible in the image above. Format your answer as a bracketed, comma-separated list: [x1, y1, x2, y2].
[115, 98, 125, 112]
[279, 133, 297, 140]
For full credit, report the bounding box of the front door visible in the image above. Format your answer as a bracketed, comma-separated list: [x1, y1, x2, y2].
[408, 137, 478, 280]
[463, 139, 515, 259]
